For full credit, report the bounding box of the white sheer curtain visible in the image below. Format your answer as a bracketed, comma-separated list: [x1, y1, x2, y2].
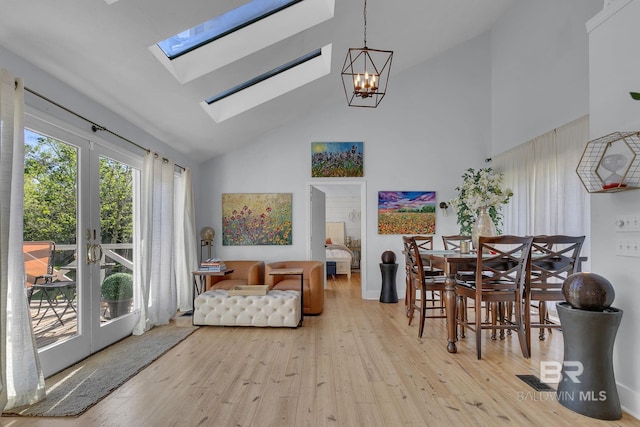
[0, 69, 45, 410]
[135, 152, 177, 334]
[174, 168, 197, 311]
[493, 115, 590, 260]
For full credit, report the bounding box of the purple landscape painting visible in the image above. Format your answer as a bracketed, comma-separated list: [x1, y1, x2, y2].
[378, 191, 437, 234]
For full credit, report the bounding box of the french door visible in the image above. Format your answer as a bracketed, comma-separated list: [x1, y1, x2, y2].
[24, 114, 141, 377]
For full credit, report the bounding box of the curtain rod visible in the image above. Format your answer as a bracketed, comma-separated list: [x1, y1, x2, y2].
[24, 86, 185, 170]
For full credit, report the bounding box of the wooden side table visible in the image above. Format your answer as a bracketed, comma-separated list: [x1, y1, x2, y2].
[269, 268, 304, 326]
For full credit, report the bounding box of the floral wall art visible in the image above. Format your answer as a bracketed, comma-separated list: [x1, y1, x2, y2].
[311, 142, 363, 177]
[377, 191, 437, 234]
[222, 193, 292, 246]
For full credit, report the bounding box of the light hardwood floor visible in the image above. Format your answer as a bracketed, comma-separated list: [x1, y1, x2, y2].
[2, 273, 639, 426]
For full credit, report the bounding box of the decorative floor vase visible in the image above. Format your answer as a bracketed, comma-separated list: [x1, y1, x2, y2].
[556, 302, 622, 420]
[471, 206, 497, 249]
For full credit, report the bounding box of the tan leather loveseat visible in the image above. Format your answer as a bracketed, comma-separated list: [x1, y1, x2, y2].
[206, 260, 265, 291]
[264, 261, 324, 315]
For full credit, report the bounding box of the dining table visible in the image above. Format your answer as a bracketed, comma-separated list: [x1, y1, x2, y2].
[420, 249, 588, 354]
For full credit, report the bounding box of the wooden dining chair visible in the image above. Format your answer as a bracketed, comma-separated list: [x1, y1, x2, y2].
[402, 235, 442, 318]
[413, 235, 443, 274]
[524, 235, 585, 354]
[442, 234, 470, 251]
[403, 236, 446, 337]
[413, 235, 445, 306]
[442, 235, 476, 280]
[455, 235, 533, 359]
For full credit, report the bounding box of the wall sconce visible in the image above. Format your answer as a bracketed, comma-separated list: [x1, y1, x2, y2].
[349, 209, 361, 222]
[439, 201, 448, 216]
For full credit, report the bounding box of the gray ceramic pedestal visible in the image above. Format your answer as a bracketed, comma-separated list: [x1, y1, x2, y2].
[556, 302, 623, 420]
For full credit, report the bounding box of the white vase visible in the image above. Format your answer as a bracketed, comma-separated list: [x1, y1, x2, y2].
[471, 206, 497, 249]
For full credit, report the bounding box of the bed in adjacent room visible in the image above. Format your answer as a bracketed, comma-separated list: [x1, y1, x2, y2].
[325, 222, 353, 278]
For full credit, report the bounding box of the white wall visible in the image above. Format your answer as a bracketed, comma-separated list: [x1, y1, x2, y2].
[325, 195, 361, 243]
[197, 32, 492, 299]
[490, 0, 602, 154]
[587, 0, 640, 418]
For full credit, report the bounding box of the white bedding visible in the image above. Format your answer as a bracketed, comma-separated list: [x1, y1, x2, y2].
[325, 243, 353, 259]
[326, 243, 353, 278]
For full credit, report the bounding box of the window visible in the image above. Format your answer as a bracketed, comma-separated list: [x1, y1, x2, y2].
[157, 0, 303, 60]
[492, 115, 591, 266]
[200, 44, 331, 122]
[148, 0, 334, 85]
[205, 48, 321, 105]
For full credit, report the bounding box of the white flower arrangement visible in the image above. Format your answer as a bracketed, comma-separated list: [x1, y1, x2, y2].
[448, 168, 513, 235]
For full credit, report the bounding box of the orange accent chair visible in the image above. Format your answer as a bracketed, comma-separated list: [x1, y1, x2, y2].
[265, 261, 324, 315]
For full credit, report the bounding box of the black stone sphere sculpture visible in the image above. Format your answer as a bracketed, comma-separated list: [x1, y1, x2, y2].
[381, 250, 396, 264]
[562, 272, 615, 311]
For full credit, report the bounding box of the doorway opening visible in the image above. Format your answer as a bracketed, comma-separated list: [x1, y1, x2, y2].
[308, 181, 366, 300]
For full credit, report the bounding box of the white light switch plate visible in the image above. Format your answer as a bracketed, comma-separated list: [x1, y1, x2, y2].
[615, 215, 640, 232]
[616, 239, 640, 257]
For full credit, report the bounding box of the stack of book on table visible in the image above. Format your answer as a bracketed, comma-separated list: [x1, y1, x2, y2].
[199, 258, 226, 272]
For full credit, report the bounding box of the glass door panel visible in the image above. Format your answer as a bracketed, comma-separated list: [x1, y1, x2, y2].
[98, 155, 136, 322]
[88, 145, 140, 352]
[24, 129, 79, 350]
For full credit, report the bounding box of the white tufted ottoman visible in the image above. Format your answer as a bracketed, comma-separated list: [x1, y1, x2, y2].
[193, 289, 301, 328]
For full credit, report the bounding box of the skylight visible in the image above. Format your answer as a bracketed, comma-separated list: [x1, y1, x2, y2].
[157, 0, 303, 60]
[201, 44, 332, 123]
[149, 0, 335, 84]
[205, 48, 322, 105]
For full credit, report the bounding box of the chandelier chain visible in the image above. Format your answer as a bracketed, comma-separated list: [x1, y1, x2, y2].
[363, 0, 367, 47]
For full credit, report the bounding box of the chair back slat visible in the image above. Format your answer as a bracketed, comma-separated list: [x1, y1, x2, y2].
[530, 235, 585, 288]
[475, 235, 533, 295]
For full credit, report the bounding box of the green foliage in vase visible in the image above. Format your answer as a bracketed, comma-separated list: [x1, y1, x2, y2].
[448, 168, 513, 236]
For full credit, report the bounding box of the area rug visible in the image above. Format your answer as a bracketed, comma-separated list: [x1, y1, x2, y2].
[3, 322, 198, 417]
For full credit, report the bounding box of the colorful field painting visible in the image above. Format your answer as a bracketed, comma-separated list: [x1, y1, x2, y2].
[311, 142, 363, 177]
[378, 191, 437, 234]
[222, 193, 292, 246]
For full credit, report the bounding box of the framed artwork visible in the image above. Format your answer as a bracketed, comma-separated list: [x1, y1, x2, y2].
[311, 142, 363, 177]
[222, 193, 292, 245]
[378, 191, 437, 234]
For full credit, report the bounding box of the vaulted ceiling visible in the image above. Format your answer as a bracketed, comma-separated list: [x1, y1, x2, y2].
[0, 0, 513, 162]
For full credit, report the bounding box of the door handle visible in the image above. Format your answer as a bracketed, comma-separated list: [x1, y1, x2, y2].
[93, 244, 103, 264]
[86, 243, 103, 264]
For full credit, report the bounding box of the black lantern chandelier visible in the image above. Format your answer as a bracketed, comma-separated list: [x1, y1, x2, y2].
[341, 0, 393, 108]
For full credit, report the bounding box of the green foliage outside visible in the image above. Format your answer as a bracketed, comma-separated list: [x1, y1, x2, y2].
[101, 272, 134, 301]
[24, 133, 133, 245]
